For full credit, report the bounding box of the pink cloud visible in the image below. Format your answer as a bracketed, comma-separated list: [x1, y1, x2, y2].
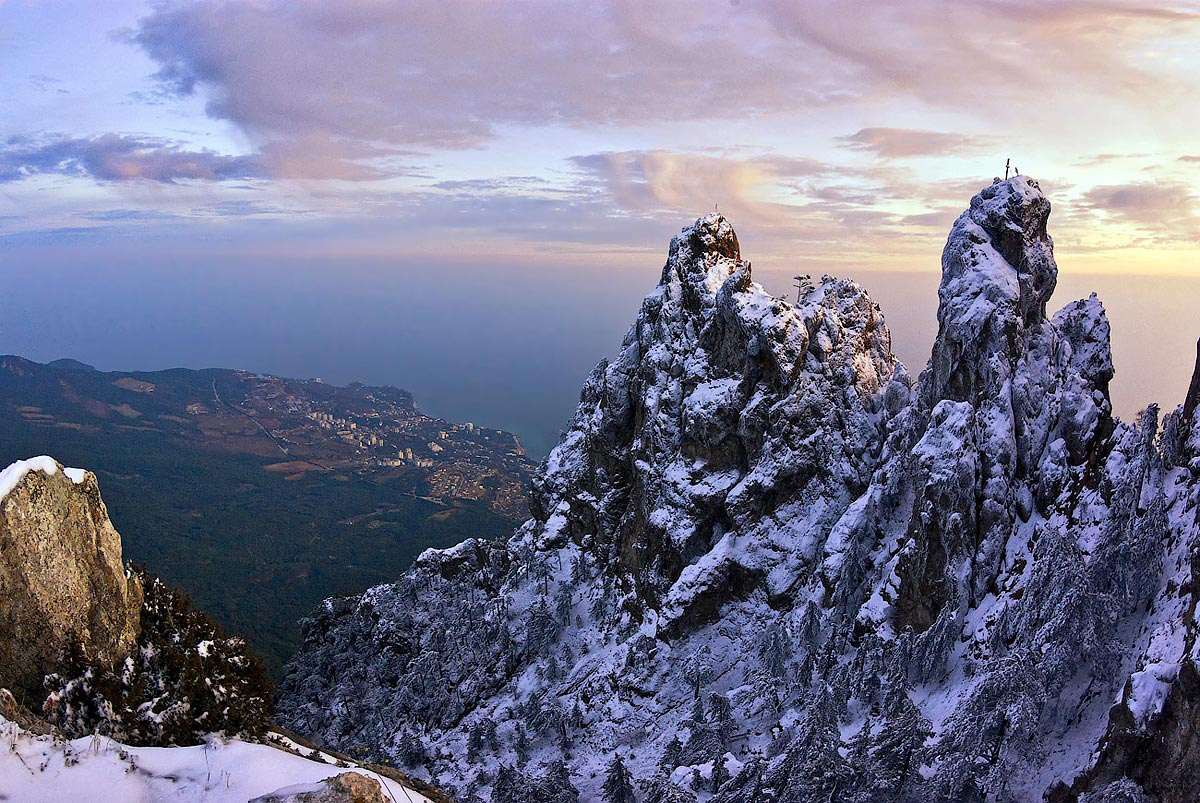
[836, 128, 991, 158]
[1083, 181, 1199, 242]
[126, 1, 1199, 177]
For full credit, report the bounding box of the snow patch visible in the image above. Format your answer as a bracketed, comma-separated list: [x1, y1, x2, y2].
[0, 456, 89, 502]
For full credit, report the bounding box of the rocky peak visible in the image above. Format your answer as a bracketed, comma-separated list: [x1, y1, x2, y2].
[666, 212, 742, 281]
[968, 175, 1055, 320]
[527, 212, 900, 615]
[0, 456, 142, 700]
[1180, 338, 1200, 451]
[924, 175, 1058, 408]
[654, 212, 748, 325]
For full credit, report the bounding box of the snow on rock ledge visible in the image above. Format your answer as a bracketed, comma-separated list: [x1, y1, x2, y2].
[0, 454, 88, 501]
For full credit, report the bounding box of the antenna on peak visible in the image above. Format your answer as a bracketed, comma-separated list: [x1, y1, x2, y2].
[1005, 158, 1011, 180]
[714, 202, 719, 214]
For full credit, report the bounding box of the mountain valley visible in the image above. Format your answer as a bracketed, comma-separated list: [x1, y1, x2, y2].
[0, 358, 532, 672]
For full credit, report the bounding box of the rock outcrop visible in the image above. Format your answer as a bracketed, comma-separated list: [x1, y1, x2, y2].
[0, 456, 142, 699]
[250, 772, 392, 803]
[279, 177, 1200, 803]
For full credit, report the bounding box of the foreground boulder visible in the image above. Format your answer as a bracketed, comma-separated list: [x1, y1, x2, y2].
[0, 456, 141, 699]
[251, 772, 392, 803]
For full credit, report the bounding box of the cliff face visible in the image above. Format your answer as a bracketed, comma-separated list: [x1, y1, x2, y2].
[0, 457, 142, 699]
[278, 177, 1200, 803]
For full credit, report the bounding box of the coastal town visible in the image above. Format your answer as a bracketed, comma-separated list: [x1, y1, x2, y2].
[1, 356, 535, 519]
[224, 371, 535, 519]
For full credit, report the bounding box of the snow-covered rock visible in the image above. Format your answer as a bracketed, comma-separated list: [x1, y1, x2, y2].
[250, 771, 393, 803]
[279, 177, 1200, 803]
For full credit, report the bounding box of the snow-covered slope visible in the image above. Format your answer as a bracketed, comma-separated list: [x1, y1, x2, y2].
[0, 715, 433, 803]
[279, 177, 1200, 803]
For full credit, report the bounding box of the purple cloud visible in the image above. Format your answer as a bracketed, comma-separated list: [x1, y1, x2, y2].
[1083, 181, 1198, 241]
[0, 134, 264, 184]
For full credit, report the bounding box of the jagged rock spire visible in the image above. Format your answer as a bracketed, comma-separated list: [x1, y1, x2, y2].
[1183, 337, 1200, 429]
[658, 212, 748, 317]
[924, 175, 1057, 407]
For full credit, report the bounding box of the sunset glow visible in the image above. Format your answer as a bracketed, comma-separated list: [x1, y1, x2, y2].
[3, 1, 1199, 450]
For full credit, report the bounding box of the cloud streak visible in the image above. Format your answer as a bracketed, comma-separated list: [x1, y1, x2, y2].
[836, 128, 991, 158]
[0, 134, 264, 184]
[1082, 181, 1199, 241]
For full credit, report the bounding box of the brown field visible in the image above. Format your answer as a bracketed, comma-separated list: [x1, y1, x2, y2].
[113, 377, 156, 393]
[264, 460, 329, 474]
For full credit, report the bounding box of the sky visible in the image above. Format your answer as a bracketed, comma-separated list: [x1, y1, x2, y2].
[2, 0, 1199, 456]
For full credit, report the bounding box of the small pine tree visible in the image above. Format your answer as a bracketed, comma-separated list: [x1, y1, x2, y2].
[544, 653, 561, 683]
[570, 553, 590, 584]
[713, 757, 764, 803]
[568, 699, 585, 731]
[514, 724, 530, 767]
[539, 759, 581, 803]
[797, 602, 822, 647]
[642, 777, 697, 803]
[707, 693, 737, 749]
[467, 717, 498, 763]
[873, 690, 932, 793]
[660, 734, 684, 774]
[682, 698, 721, 765]
[847, 715, 872, 771]
[467, 722, 484, 764]
[555, 583, 575, 625]
[682, 648, 713, 700]
[526, 599, 560, 656]
[603, 755, 638, 803]
[492, 764, 526, 803]
[396, 730, 428, 768]
[758, 621, 793, 679]
[710, 750, 730, 791]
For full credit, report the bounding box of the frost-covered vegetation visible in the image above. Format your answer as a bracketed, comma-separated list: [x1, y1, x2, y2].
[43, 567, 273, 746]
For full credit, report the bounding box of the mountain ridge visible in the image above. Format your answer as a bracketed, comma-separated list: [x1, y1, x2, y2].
[279, 176, 1200, 803]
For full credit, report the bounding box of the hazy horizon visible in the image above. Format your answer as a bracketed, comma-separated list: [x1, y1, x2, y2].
[5, 237, 1196, 458]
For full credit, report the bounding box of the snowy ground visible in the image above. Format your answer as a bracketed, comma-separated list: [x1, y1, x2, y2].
[0, 716, 433, 803]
